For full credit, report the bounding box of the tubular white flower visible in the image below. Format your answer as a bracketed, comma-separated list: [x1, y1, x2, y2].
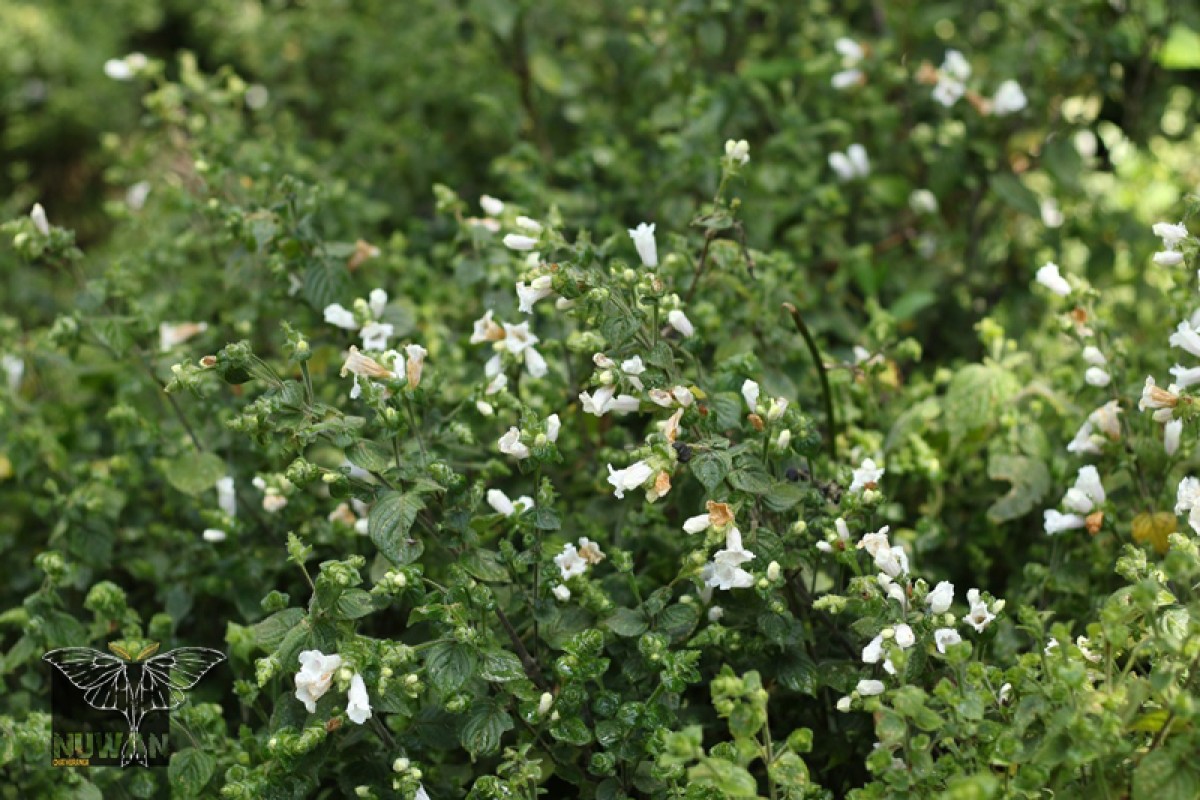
[403, 344, 428, 388]
[471, 310, 505, 344]
[503, 233, 538, 251]
[340, 347, 395, 380]
[851, 458, 885, 492]
[934, 628, 963, 654]
[724, 139, 750, 165]
[606, 460, 654, 499]
[741, 379, 760, 412]
[554, 543, 588, 580]
[325, 303, 360, 330]
[964, 590, 996, 632]
[926, 581, 954, 614]
[159, 321, 209, 351]
[703, 527, 756, 590]
[1153, 221, 1189, 249]
[991, 80, 1027, 115]
[1084, 366, 1110, 387]
[487, 489, 517, 516]
[862, 634, 884, 664]
[628, 222, 659, 268]
[294, 650, 344, 713]
[515, 216, 542, 233]
[1082, 346, 1106, 366]
[498, 428, 530, 459]
[480, 195, 505, 216]
[346, 673, 372, 725]
[831, 68, 863, 89]
[1170, 320, 1200, 358]
[552, 584, 571, 601]
[1170, 364, 1200, 388]
[683, 514, 711, 534]
[545, 413, 561, 442]
[1165, 418, 1183, 456]
[502, 321, 538, 355]
[361, 321, 394, 351]
[1089, 400, 1122, 438]
[893, 624, 915, 649]
[202, 528, 227, 542]
[857, 679, 885, 696]
[30, 203, 50, 235]
[667, 309, 695, 337]
[216, 476, 237, 518]
[829, 145, 870, 181]
[516, 275, 554, 314]
[368, 288, 388, 318]
[1154, 250, 1184, 267]
[1035, 263, 1071, 296]
[1043, 509, 1086, 535]
[524, 346, 549, 378]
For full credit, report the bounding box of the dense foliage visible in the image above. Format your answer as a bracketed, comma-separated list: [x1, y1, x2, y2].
[3, 1, 1200, 797]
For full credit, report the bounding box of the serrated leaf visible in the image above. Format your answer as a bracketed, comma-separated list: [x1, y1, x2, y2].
[728, 464, 772, 495]
[460, 701, 513, 756]
[1133, 745, 1200, 800]
[425, 641, 478, 694]
[304, 260, 351, 311]
[656, 603, 699, 641]
[250, 608, 305, 651]
[480, 648, 526, 682]
[689, 758, 758, 797]
[345, 440, 393, 474]
[332, 589, 375, 620]
[169, 748, 216, 797]
[763, 482, 806, 511]
[164, 452, 226, 496]
[604, 607, 649, 637]
[943, 364, 1019, 447]
[691, 451, 731, 492]
[369, 491, 425, 565]
[986, 453, 1050, 523]
[461, 549, 511, 583]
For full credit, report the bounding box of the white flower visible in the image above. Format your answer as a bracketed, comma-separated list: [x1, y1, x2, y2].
[991, 80, 1027, 115]
[325, 303, 360, 330]
[926, 581, 954, 614]
[667, 309, 694, 337]
[515, 216, 542, 233]
[346, 673, 372, 725]
[159, 321, 208, 351]
[361, 321, 394, 351]
[1066, 421, 1101, 455]
[501, 321, 538, 355]
[216, 476, 237, 518]
[404, 344, 428, 388]
[1170, 320, 1200, 358]
[104, 58, 135, 81]
[580, 386, 640, 417]
[932, 79, 965, 107]
[523, 346, 548, 378]
[30, 203, 50, 235]
[554, 544, 588, 580]
[368, 288, 388, 318]
[1035, 263, 1071, 296]
[487, 489, 532, 517]
[857, 679, 885, 696]
[1165, 419, 1183, 456]
[545, 413, 561, 443]
[741, 379, 760, 412]
[862, 634, 884, 664]
[1062, 465, 1105, 514]
[1044, 637, 1059, 655]
[295, 650, 344, 713]
[503, 233, 538, 251]
[724, 139, 750, 165]
[628, 223, 659, 268]
[341, 347, 394, 380]
[964, 589, 996, 632]
[480, 195, 505, 216]
[683, 514, 711, 534]
[934, 628, 962, 654]
[893, 624, 915, 649]
[577, 537, 605, 565]
[498, 427, 530, 459]
[875, 545, 909, 579]
[835, 37, 864, 62]
[552, 584, 571, 601]
[998, 683, 1013, 704]
[829, 144, 870, 181]
[836, 696, 853, 712]
[2, 354, 23, 393]
[857, 527, 891, 558]
[202, 528, 227, 542]
[832, 68, 863, 89]
[1083, 366, 1110, 387]
[850, 458, 884, 492]
[1044, 509, 1086, 535]
[517, 275, 555, 314]
[1175, 476, 1200, 517]
[263, 490, 288, 514]
[1089, 400, 1122, 438]
[606, 460, 655, 499]
[470, 310, 504, 344]
[909, 189, 939, 215]
[1171, 364, 1200, 388]
[703, 527, 756, 590]
[1041, 199, 1065, 229]
[941, 49, 971, 82]
[1153, 221, 1189, 250]
[1154, 250, 1184, 267]
[1082, 346, 1106, 366]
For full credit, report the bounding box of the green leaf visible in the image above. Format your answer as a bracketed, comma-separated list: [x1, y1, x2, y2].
[163, 452, 226, 496]
[763, 481, 806, 511]
[303, 259, 351, 311]
[332, 589, 376, 620]
[1159, 26, 1200, 70]
[250, 608, 305, 650]
[480, 648, 526, 682]
[769, 752, 810, 791]
[656, 603, 700, 641]
[689, 758, 759, 797]
[169, 748, 216, 797]
[943, 364, 1020, 446]
[691, 451, 731, 492]
[604, 607, 649, 637]
[345, 440, 393, 474]
[728, 464, 772, 495]
[989, 173, 1041, 217]
[461, 549, 510, 583]
[777, 654, 818, 696]
[369, 491, 426, 565]
[986, 453, 1050, 523]
[460, 701, 513, 756]
[425, 641, 478, 694]
[1133, 745, 1200, 800]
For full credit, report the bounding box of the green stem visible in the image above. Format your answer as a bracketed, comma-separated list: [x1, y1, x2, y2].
[783, 302, 838, 461]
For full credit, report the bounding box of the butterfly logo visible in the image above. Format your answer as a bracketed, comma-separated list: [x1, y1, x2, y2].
[43, 641, 225, 767]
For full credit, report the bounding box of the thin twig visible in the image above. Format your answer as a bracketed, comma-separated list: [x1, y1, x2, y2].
[494, 605, 548, 690]
[783, 302, 838, 461]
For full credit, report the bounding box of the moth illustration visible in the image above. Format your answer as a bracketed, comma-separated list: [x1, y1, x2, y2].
[43, 641, 225, 767]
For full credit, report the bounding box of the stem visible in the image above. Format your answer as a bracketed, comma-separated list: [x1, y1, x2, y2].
[494, 604, 548, 690]
[783, 302, 839, 461]
[403, 396, 428, 464]
[299, 360, 315, 407]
